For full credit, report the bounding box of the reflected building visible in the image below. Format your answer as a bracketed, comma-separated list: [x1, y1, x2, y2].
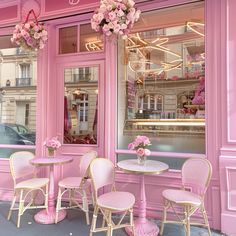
[0, 48, 37, 131]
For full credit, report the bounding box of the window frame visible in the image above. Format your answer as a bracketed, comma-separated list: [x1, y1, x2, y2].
[56, 21, 105, 56]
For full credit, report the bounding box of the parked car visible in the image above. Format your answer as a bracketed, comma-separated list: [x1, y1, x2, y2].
[0, 123, 35, 145]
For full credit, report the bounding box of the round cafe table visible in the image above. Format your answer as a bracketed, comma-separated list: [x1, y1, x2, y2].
[117, 159, 169, 236]
[30, 156, 73, 224]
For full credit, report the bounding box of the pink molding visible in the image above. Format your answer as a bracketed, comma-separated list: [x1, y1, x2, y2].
[0, 1, 20, 27]
[225, 167, 236, 211]
[226, 0, 236, 143]
[40, 0, 99, 20]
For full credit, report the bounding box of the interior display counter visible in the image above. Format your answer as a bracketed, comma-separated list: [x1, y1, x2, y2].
[124, 119, 205, 135]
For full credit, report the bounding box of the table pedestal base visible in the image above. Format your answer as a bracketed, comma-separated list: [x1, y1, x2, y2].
[34, 209, 66, 224]
[125, 219, 159, 236]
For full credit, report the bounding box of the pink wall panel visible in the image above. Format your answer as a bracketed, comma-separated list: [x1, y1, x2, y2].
[44, 0, 98, 12]
[227, 0, 236, 142]
[0, 5, 17, 21]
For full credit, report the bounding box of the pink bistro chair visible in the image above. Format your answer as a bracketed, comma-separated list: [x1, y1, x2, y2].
[8, 151, 49, 228]
[55, 150, 97, 224]
[160, 158, 212, 236]
[89, 158, 135, 236]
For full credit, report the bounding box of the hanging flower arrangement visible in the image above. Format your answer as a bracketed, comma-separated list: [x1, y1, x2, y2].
[91, 0, 141, 39]
[11, 9, 48, 51]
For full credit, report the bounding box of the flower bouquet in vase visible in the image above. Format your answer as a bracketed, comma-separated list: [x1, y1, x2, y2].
[44, 137, 61, 157]
[128, 135, 151, 165]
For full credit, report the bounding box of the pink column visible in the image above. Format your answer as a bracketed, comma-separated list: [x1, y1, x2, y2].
[126, 174, 159, 236]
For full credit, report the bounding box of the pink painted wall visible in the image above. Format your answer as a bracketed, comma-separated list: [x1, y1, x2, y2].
[219, 0, 236, 234]
[0, 0, 236, 234]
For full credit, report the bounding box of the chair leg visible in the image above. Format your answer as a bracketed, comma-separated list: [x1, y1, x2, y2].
[130, 208, 135, 236]
[107, 212, 113, 236]
[82, 189, 90, 225]
[55, 187, 62, 224]
[45, 184, 49, 213]
[8, 192, 17, 220]
[69, 189, 73, 207]
[102, 210, 108, 228]
[89, 205, 99, 236]
[17, 190, 24, 228]
[90, 186, 95, 206]
[185, 205, 190, 236]
[201, 204, 212, 236]
[160, 199, 168, 235]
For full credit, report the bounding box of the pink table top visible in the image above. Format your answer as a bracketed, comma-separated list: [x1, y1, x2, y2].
[117, 159, 169, 175]
[30, 156, 73, 166]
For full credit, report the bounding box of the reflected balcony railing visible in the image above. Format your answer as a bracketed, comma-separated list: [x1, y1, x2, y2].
[15, 78, 32, 86]
[73, 74, 91, 82]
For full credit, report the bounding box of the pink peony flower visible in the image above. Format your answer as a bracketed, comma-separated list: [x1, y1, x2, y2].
[136, 148, 145, 157]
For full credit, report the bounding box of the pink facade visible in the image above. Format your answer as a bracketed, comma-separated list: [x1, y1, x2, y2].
[0, 0, 236, 235]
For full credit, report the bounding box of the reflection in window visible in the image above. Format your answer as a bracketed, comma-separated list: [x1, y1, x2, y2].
[80, 23, 104, 52]
[0, 35, 36, 158]
[59, 26, 78, 54]
[59, 24, 104, 54]
[117, 2, 205, 167]
[64, 66, 98, 145]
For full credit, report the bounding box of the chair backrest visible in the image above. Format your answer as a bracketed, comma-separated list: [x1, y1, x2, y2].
[79, 150, 97, 178]
[182, 158, 212, 196]
[89, 158, 115, 199]
[9, 151, 35, 182]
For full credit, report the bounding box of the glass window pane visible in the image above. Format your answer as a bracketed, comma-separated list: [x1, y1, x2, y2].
[0, 148, 35, 159]
[117, 2, 205, 167]
[59, 26, 78, 54]
[64, 66, 98, 145]
[0, 35, 36, 148]
[80, 23, 104, 52]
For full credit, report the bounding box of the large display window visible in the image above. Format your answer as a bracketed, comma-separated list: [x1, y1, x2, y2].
[0, 35, 36, 158]
[117, 2, 205, 168]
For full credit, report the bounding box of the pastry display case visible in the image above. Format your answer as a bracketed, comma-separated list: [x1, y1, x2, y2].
[123, 119, 205, 136]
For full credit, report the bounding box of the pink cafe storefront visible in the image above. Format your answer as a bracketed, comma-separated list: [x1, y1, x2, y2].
[0, 0, 235, 235]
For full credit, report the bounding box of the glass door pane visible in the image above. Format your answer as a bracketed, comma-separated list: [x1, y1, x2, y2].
[64, 66, 99, 144]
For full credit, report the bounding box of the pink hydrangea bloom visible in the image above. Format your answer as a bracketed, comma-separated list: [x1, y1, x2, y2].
[44, 137, 61, 151]
[91, 0, 141, 39]
[11, 20, 48, 51]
